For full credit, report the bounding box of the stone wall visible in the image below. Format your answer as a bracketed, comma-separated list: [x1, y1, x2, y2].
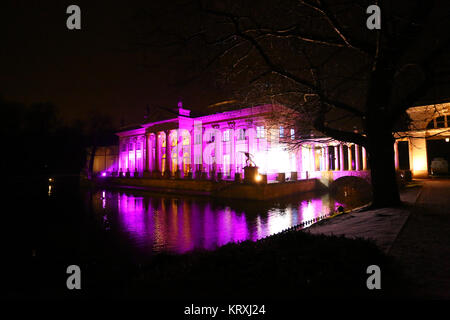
[95, 177, 323, 200]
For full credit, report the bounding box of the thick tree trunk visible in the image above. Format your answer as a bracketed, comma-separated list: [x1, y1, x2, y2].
[366, 128, 401, 208]
[365, 60, 401, 208]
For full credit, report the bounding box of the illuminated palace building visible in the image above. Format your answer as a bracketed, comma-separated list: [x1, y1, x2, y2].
[395, 102, 450, 177]
[110, 103, 369, 182]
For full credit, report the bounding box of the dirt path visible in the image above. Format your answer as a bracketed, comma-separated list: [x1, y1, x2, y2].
[389, 179, 450, 298]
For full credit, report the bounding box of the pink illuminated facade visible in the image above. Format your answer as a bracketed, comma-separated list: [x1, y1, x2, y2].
[112, 104, 369, 182]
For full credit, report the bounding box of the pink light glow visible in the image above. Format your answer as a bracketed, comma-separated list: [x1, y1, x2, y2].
[96, 189, 341, 254]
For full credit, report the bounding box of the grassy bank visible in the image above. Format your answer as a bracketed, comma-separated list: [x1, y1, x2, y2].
[7, 227, 412, 300]
[71, 229, 409, 300]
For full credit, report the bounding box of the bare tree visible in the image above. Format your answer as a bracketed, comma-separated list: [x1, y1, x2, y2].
[134, 0, 450, 207]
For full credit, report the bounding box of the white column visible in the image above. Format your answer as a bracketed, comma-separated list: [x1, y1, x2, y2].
[248, 126, 255, 156]
[334, 145, 339, 170]
[339, 144, 344, 171]
[134, 138, 137, 174]
[142, 136, 145, 173]
[394, 141, 399, 170]
[310, 144, 315, 171]
[166, 130, 171, 175]
[145, 134, 149, 172]
[179, 131, 183, 174]
[297, 146, 302, 174]
[126, 138, 129, 172]
[355, 144, 360, 171]
[118, 138, 122, 172]
[190, 129, 195, 174]
[324, 145, 329, 171]
[348, 144, 353, 170]
[216, 129, 222, 173]
[320, 146, 324, 171]
[155, 132, 160, 172]
[409, 136, 428, 178]
[362, 147, 367, 170]
[230, 128, 235, 177]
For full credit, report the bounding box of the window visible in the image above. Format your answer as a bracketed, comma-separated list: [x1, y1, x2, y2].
[290, 128, 295, 140]
[427, 119, 435, 129]
[279, 126, 284, 138]
[182, 134, 190, 146]
[436, 116, 446, 128]
[256, 126, 265, 139]
[238, 128, 246, 140]
[195, 134, 201, 145]
[427, 115, 448, 129]
[223, 130, 230, 142]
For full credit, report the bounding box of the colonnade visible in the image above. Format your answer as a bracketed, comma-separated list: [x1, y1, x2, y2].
[303, 143, 368, 173]
[117, 129, 369, 179]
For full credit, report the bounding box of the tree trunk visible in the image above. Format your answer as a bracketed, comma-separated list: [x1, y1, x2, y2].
[365, 60, 401, 208]
[366, 128, 401, 208]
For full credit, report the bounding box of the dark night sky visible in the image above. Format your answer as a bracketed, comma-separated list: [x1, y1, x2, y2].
[2, 1, 450, 127]
[0, 1, 224, 125]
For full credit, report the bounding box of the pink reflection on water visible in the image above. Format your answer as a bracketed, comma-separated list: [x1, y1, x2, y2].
[102, 191, 342, 254]
[117, 194, 149, 247]
[217, 207, 249, 246]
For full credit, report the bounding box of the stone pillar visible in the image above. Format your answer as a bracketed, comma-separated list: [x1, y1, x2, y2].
[339, 144, 344, 171]
[334, 145, 339, 170]
[230, 128, 236, 178]
[216, 129, 222, 174]
[200, 127, 205, 175]
[134, 137, 137, 176]
[154, 132, 160, 173]
[319, 146, 324, 171]
[409, 136, 428, 178]
[355, 144, 360, 171]
[118, 138, 122, 173]
[145, 134, 150, 172]
[248, 126, 255, 156]
[177, 130, 183, 175]
[348, 144, 353, 170]
[126, 138, 130, 174]
[394, 141, 399, 170]
[324, 145, 329, 171]
[164, 130, 171, 177]
[151, 134, 156, 171]
[297, 146, 302, 176]
[310, 144, 315, 172]
[142, 135, 146, 173]
[190, 129, 195, 176]
[362, 147, 367, 170]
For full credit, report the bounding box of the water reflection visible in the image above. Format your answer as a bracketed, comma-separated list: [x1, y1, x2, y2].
[90, 190, 345, 254]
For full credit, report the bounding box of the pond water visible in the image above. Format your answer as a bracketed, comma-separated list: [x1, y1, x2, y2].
[87, 188, 347, 255]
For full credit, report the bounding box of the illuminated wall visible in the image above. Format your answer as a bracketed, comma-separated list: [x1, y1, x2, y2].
[396, 102, 450, 178]
[108, 104, 367, 180]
